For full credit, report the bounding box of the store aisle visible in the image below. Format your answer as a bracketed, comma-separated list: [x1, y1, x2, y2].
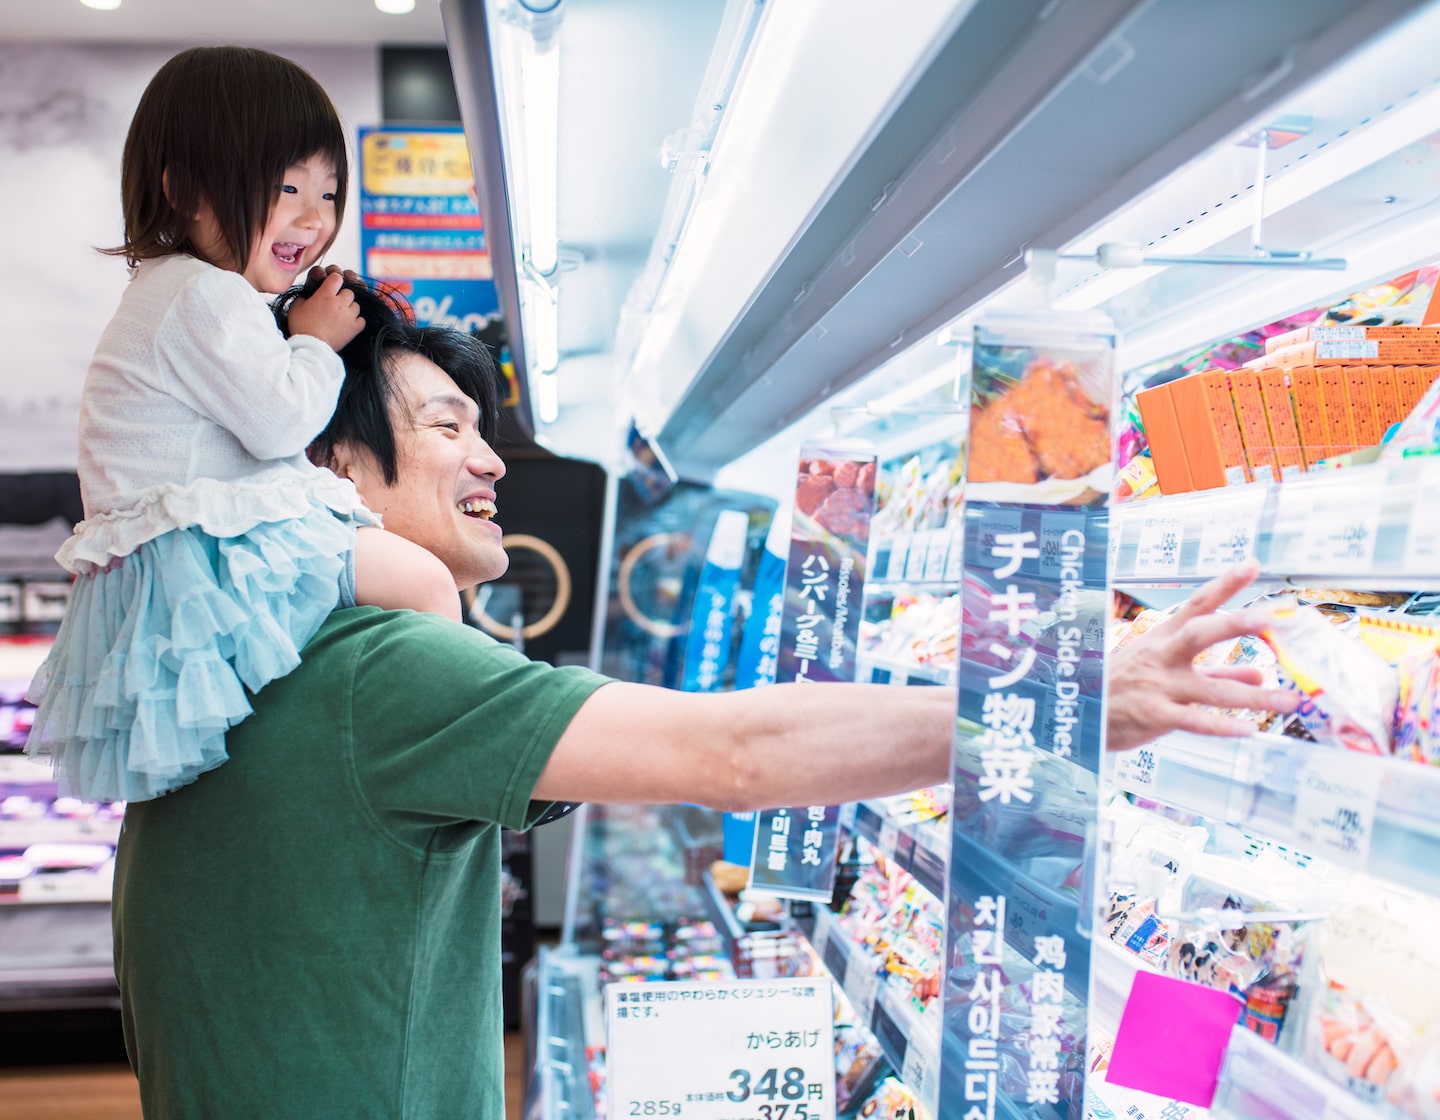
[0, 1033, 529, 1118]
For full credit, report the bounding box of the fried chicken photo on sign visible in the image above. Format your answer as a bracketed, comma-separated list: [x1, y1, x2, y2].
[969, 392, 1038, 484]
[1010, 358, 1110, 479]
[968, 357, 1110, 484]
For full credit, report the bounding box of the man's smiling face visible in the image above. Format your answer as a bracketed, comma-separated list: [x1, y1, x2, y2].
[339, 350, 508, 589]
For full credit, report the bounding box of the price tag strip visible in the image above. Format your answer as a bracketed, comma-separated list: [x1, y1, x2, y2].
[606, 978, 835, 1120]
[1132, 512, 1183, 578]
[1403, 459, 1440, 573]
[1275, 481, 1383, 576]
[1112, 746, 1158, 793]
[1293, 751, 1383, 869]
[1194, 486, 1266, 575]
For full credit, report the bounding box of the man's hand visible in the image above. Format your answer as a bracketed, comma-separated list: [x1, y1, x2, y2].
[1106, 560, 1298, 753]
[287, 268, 364, 351]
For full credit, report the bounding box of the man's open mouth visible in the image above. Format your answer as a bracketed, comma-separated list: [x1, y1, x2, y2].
[458, 499, 496, 520]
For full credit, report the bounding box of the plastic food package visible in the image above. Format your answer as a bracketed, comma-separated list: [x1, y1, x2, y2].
[1261, 603, 1398, 754]
[1358, 614, 1440, 765]
[1300, 897, 1440, 1114]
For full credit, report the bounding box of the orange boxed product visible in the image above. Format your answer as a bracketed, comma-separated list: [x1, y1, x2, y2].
[1135, 382, 1193, 495]
[1259, 369, 1306, 478]
[1371, 366, 1403, 434]
[1318, 365, 1358, 458]
[1199, 370, 1253, 485]
[1396, 365, 1440, 415]
[1166, 371, 1243, 490]
[1248, 339, 1440, 370]
[1343, 365, 1382, 450]
[1264, 325, 1439, 353]
[1229, 369, 1280, 482]
[1288, 367, 1331, 468]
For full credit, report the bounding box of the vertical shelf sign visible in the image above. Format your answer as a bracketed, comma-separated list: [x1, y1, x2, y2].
[357, 126, 499, 333]
[679, 509, 751, 694]
[749, 446, 878, 900]
[724, 513, 791, 866]
[940, 313, 1115, 1119]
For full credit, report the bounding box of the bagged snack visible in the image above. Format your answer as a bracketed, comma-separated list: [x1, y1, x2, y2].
[1358, 614, 1440, 765]
[1260, 603, 1398, 754]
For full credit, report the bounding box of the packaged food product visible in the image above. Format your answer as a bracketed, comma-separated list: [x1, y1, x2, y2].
[1300, 897, 1440, 1113]
[1260, 603, 1398, 754]
[1358, 614, 1440, 765]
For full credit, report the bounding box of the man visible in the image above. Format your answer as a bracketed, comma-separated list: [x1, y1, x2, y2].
[111, 280, 1293, 1118]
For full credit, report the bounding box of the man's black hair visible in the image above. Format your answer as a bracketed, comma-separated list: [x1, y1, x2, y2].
[273, 276, 501, 484]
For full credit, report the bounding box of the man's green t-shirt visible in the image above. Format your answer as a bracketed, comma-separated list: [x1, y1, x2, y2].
[112, 608, 608, 1119]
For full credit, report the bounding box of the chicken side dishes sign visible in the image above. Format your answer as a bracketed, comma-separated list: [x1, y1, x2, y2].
[941, 312, 1116, 1120]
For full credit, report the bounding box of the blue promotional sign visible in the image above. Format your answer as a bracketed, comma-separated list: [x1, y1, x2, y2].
[357, 126, 498, 331]
[724, 515, 790, 866]
[679, 510, 750, 693]
[940, 313, 1115, 1119]
[749, 446, 877, 901]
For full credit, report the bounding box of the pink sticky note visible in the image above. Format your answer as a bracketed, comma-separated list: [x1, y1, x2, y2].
[1105, 969, 1243, 1107]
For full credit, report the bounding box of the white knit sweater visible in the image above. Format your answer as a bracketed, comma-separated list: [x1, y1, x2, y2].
[61, 254, 374, 573]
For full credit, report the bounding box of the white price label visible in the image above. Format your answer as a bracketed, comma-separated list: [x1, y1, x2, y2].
[1280, 484, 1382, 574]
[944, 529, 965, 584]
[849, 965, 881, 1031]
[1195, 488, 1266, 574]
[1133, 512, 1183, 577]
[877, 819, 900, 856]
[1107, 517, 1123, 578]
[606, 979, 835, 1120]
[924, 533, 950, 582]
[1294, 752, 1382, 868]
[1404, 461, 1440, 571]
[1113, 746, 1157, 791]
[885, 537, 910, 582]
[809, 909, 830, 963]
[904, 533, 929, 582]
[900, 1032, 939, 1113]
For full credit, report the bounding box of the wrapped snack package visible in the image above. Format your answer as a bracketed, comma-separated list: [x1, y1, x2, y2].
[1358, 614, 1440, 766]
[1260, 603, 1398, 754]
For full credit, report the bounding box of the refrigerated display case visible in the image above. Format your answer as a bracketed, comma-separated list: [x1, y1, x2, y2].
[442, 0, 1440, 1115]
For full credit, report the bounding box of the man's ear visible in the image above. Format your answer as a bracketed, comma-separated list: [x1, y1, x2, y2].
[324, 440, 358, 482]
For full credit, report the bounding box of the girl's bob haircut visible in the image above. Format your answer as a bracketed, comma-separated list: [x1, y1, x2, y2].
[109, 46, 348, 270]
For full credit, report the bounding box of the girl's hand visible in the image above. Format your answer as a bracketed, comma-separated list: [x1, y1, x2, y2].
[1106, 560, 1298, 753]
[288, 269, 364, 351]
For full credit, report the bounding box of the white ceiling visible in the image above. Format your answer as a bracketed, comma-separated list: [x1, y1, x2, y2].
[0, 0, 447, 46]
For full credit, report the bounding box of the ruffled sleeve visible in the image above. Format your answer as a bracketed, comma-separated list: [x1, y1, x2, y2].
[158, 270, 344, 462]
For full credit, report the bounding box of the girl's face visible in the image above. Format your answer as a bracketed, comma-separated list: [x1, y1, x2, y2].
[241, 154, 340, 293]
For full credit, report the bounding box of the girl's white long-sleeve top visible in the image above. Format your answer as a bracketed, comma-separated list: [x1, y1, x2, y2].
[61, 254, 375, 573]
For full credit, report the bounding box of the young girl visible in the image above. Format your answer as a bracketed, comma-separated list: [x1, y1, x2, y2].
[25, 46, 461, 803]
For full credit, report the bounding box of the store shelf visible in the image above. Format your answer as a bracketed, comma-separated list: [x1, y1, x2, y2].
[1109, 731, 1440, 895]
[0, 753, 53, 784]
[808, 906, 941, 1115]
[699, 869, 745, 958]
[1110, 458, 1440, 589]
[0, 901, 116, 1011]
[0, 818, 121, 847]
[855, 654, 955, 688]
[1094, 942, 1382, 1120]
[844, 799, 948, 903]
[531, 948, 602, 1120]
[868, 530, 963, 589]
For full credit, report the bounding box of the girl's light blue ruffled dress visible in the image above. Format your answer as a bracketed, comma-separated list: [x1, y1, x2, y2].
[25, 498, 359, 803]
